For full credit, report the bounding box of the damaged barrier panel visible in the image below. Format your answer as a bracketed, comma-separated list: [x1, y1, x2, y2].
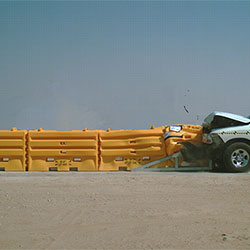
[99, 127, 167, 171]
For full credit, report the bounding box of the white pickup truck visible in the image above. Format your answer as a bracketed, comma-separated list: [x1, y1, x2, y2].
[181, 112, 250, 172]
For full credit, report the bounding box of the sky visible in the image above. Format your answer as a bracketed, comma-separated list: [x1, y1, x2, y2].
[0, 1, 250, 130]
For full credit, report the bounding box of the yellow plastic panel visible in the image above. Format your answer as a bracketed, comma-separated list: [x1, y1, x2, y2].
[28, 130, 98, 171]
[99, 127, 167, 171]
[0, 128, 27, 171]
[164, 124, 203, 166]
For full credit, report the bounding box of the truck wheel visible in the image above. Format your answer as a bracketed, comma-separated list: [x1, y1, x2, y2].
[223, 142, 250, 173]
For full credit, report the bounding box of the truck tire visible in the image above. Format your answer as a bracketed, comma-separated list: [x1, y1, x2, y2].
[223, 142, 250, 173]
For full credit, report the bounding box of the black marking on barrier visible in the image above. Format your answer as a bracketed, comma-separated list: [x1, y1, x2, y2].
[49, 167, 57, 171]
[119, 167, 127, 171]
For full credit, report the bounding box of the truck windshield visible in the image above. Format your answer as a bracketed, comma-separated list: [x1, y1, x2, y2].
[203, 115, 248, 133]
[211, 116, 247, 129]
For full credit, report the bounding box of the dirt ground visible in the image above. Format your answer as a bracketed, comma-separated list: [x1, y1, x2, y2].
[0, 171, 250, 250]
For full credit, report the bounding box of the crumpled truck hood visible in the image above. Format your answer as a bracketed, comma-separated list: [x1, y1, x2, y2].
[204, 111, 250, 124]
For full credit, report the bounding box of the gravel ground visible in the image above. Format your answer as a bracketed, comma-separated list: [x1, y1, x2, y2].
[0, 171, 250, 249]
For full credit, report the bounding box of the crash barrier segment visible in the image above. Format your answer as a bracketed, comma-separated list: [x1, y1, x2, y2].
[27, 129, 98, 171]
[99, 127, 167, 171]
[0, 128, 27, 171]
[164, 125, 203, 167]
[132, 152, 212, 172]
[165, 124, 203, 156]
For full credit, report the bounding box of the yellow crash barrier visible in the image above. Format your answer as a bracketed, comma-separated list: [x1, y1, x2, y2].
[0, 128, 27, 171]
[27, 129, 98, 171]
[164, 124, 203, 166]
[99, 127, 167, 171]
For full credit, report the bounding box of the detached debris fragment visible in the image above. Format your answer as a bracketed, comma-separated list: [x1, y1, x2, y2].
[183, 105, 189, 113]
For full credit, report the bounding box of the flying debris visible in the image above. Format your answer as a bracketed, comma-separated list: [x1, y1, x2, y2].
[184, 106, 189, 113]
